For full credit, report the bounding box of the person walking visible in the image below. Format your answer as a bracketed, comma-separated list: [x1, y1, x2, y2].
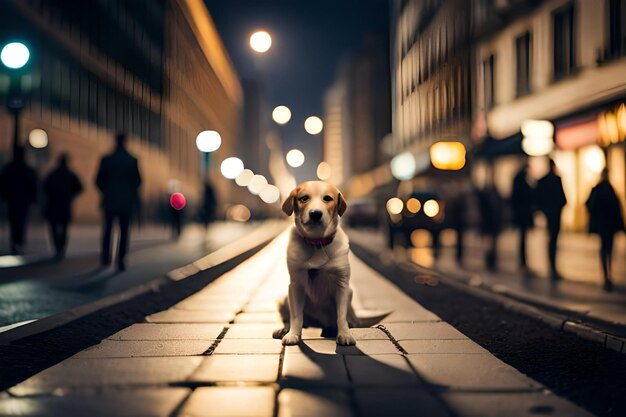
[95, 133, 141, 271]
[511, 160, 535, 275]
[0, 147, 38, 254]
[43, 153, 83, 259]
[586, 169, 625, 291]
[200, 180, 217, 230]
[476, 184, 503, 271]
[536, 159, 567, 281]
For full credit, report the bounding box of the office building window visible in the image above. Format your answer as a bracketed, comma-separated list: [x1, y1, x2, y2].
[516, 31, 531, 96]
[608, 0, 626, 57]
[483, 54, 495, 110]
[553, 3, 576, 79]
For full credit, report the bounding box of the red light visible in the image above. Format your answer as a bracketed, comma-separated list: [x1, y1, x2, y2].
[170, 192, 186, 210]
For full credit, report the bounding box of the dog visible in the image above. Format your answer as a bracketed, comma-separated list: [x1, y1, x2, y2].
[274, 181, 359, 346]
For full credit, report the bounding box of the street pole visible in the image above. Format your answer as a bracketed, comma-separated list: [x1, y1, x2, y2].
[11, 106, 21, 155]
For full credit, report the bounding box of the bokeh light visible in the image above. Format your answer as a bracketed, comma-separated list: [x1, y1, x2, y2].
[316, 161, 331, 180]
[406, 198, 421, 213]
[220, 157, 244, 179]
[0, 42, 30, 69]
[28, 128, 48, 149]
[390, 152, 416, 180]
[226, 204, 251, 222]
[248, 174, 268, 195]
[423, 199, 440, 217]
[582, 146, 605, 174]
[286, 149, 305, 168]
[196, 130, 221, 152]
[235, 169, 254, 186]
[429, 141, 466, 170]
[304, 116, 323, 135]
[169, 193, 186, 210]
[272, 105, 292, 125]
[386, 197, 404, 215]
[249, 30, 272, 53]
[259, 184, 280, 204]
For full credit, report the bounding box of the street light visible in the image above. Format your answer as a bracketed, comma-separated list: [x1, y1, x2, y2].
[249, 30, 272, 54]
[390, 152, 416, 180]
[1, 40, 32, 155]
[286, 149, 305, 168]
[0, 42, 30, 70]
[272, 105, 291, 125]
[304, 116, 323, 135]
[196, 130, 221, 153]
[28, 128, 48, 149]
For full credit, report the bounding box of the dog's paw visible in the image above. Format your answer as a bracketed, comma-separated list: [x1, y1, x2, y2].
[272, 328, 288, 339]
[336, 332, 356, 346]
[281, 332, 301, 346]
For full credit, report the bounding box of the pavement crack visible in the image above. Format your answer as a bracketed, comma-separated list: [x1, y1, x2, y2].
[375, 324, 408, 355]
[202, 326, 229, 355]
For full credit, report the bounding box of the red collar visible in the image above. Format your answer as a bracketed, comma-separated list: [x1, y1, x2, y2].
[301, 233, 335, 247]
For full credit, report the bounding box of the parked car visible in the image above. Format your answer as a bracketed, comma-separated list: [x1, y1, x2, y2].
[386, 191, 447, 249]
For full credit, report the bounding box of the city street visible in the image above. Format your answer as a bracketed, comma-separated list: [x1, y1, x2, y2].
[0, 230, 600, 417]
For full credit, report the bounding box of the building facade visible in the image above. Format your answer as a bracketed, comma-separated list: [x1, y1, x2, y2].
[0, 0, 241, 222]
[472, 0, 626, 230]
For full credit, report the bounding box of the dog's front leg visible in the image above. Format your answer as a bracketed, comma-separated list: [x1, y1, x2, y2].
[282, 281, 305, 345]
[336, 281, 356, 346]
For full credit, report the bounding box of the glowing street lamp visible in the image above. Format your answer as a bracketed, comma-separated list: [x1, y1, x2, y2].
[196, 130, 221, 153]
[249, 30, 272, 54]
[272, 105, 291, 125]
[304, 116, 323, 135]
[28, 128, 48, 149]
[390, 152, 416, 180]
[0, 42, 30, 70]
[286, 149, 305, 168]
[429, 141, 466, 170]
[521, 119, 554, 156]
[1, 41, 32, 154]
[220, 157, 244, 179]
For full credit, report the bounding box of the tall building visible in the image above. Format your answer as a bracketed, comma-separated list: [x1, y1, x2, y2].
[322, 34, 391, 192]
[0, 0, 241, 222]
[471, 0, 626, 230]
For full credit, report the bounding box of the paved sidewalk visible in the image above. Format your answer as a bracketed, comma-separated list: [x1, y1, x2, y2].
[0, 231, 593, 416]
[348, 228, 626, 332]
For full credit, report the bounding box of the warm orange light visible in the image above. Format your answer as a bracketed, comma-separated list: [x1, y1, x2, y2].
[316, 161, 331, 180]
[429, 141, 466, 170]
[386, 198, 403, 215]
[406, 198, 421, 213]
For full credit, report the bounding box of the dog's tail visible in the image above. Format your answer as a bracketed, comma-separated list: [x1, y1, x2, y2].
[349, 308, 392, 328]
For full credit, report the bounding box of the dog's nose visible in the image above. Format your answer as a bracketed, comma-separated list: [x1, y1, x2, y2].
[309, 210, 323, 222]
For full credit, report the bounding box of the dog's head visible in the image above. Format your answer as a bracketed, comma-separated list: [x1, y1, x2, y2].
[282, 181, 347, 239]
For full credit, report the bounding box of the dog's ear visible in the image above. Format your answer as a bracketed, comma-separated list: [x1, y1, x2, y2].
[282, 187, 298, 216]
[337, 193, 347, 217]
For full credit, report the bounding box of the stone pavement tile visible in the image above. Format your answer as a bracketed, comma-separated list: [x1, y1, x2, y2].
[277, 388, 355, 417]
[440, 392, 595, 417]
[243, 301, 279, 313]
[189, 355, 279, 383]
[399, 339, 488, 354]
[345, 354, 421, 386]
[73, 340, 213, 358]
[349, 328, 389, 340]
[0, 388, 190, 417]
[179, 386, 275, 417]
[9, 357, 203, 396]
[233, 312, 283, 323]
[285, 339, 400, 355]
[382, 322, 467, 340]
[146, 309, 235, 323]
[407, 354, 540, 390]
[223, 323, 279, 339]
[382, 308, 441, 323]
[186, 291, 250, 303]
[281, 353, 349, 386]
[354, 388, 451, 417]
[107, 323, 225, 340]
[213, 338, 283, 354]
[172, 299, 245, 312]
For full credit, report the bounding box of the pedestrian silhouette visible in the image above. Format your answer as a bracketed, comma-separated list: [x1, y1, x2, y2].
[476, 184, 503, 271]
[586, 169, 625, 291]
[0, 146, 38, 254]
[511, 159, 534, 275]
[95, 133, 141, 271]
[200, 180, 217, 229]
[43, 153, 83, 259]
[448, 179, 469, 266]
[536, 159, 567, 281]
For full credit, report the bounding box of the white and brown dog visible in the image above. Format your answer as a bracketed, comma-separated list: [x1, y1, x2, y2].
[274, 181, 359, 346]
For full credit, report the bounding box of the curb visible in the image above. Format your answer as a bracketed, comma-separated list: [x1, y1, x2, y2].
[0, 221, 288, 345]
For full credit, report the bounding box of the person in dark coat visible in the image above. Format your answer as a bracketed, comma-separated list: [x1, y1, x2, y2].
[43, 153, 83, 259]
[511, 160, 534, 274]
[200, 180, 217, 229]
[477, 184, 503, 271]
[536, 159, 567, 281]
[586, 169, 625, 291]
[0, 147, 38, 254]
[96, 133, 141, 271]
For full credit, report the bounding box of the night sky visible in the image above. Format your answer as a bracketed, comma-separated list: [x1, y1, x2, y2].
[205, 0, 390, 181]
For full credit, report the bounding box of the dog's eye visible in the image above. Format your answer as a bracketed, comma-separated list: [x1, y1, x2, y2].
[323, 195, 333, 202]
[298, 196, 309, 203]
